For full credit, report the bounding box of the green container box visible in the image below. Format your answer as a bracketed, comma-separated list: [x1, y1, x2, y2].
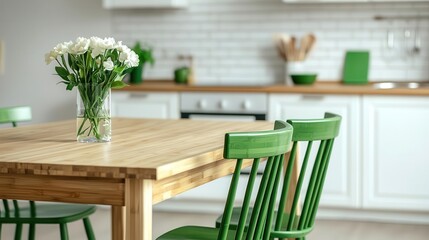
[342, 51, 370, 85]
[129, 65, 144, 85]
[174, 67, 189, 84]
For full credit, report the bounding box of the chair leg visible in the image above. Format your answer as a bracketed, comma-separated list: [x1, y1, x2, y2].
[28, 224, 36, 240]
[83, 217, 96, 240]
[14, 223, 23, 240]
[59, 224, 69, 240]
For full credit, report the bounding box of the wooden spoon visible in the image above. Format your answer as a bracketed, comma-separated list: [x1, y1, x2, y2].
[298, 35, 309, 61]
[281, 34, 291, 61]
[273, 34, 287, 61]
[304, 33, 316, 59]
[289, 36, 297, 61]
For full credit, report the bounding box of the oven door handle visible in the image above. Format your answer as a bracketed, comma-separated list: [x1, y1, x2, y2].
[180, 112, 266, 120]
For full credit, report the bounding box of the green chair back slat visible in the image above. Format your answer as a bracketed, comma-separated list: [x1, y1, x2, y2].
[307, 139, 335, 227]
[2, 200, 10, 218]
[262, 153, 284, 240]
[270, 112, 342, 239]
[157, 120, 293, 240]
[217, 158, 244, 240]
[233, 158, 260, 240]
[285, 141, 313, 231]
[252, 155, 282, 240]
[0, 106, 32, 127]
[240, 156, 275, 240]
[274, 141, 298, 231]
[297, 140, 327, 231]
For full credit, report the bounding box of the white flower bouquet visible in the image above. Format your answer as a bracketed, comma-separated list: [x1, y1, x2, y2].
[45, 37, 139, 142]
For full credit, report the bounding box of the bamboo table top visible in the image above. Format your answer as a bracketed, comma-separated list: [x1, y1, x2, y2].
[0, 118, 272, 180]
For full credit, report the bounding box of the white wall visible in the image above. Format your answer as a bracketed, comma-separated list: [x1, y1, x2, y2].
[111, 0, 429, 86]
[1, 0, 429, 122]
[0, 0, 111, 124]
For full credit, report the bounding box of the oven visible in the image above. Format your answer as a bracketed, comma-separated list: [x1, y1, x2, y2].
[180, 92, 268, 174]
[180, 92, 267, 121]
[160, 92, 269, 205]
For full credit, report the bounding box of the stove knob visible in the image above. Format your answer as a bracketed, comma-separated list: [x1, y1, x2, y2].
[242, 100, 251, 110]
[198, 100, 207, 109]
[219, 100, 228, 109]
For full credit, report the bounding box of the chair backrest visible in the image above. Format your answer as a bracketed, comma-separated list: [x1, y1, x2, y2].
[0, 106, 32, 127]
[270, 112, 342, 239]
[0, 106, 33, 218]
[0, 200, 36, 219]
[218, 120, 293, 240]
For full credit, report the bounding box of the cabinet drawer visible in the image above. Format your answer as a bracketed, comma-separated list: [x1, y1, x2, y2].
[112, 92, 179, 119]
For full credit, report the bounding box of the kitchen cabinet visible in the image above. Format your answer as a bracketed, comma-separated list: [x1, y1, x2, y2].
[370, 0, 429, 1]
[111, 92, 179, 119]
[269, 94, 361, 208]
[102, 0, 188, 9]
[362, 96, 429, 211]
[282, 0, 368, 2]
[282, 0, 428, 3]
[110, 85, 429, 223]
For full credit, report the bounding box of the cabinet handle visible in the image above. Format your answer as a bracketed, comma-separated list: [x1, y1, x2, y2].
[198, 100, 208, 109]
[129, 93, 148, 99]
[219, 100, 228, 109]
[301, 95, 325, 101]
[242, 100, 251, 110]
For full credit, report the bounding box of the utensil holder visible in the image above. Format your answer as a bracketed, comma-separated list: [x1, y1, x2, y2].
[285, 61, 306, 85]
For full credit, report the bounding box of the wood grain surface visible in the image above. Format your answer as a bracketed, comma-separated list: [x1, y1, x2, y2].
[0, 118, 272, 180]
[0, 118, 275, 240]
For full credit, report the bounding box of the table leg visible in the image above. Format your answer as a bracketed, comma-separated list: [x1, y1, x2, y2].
[125, 179, 153, 240]
[283, 144, 300, 213]
[112, 206, 125, 240]
[283, 144, 300, 240]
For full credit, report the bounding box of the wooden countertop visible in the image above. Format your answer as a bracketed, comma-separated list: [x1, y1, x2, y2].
[114, 80, 429, 96]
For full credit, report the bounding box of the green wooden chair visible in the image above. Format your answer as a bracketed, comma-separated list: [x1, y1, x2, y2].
[215, 112, 342, 240]
[0, 106, 97, 240]
[0, 106, 32, 127]
[157, 120, 294, 240]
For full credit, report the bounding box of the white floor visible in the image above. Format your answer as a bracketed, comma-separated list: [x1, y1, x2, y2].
[1, 207, 428, 239]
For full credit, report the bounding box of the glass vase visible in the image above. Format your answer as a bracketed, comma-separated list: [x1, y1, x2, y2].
[76, 84, 111, 143]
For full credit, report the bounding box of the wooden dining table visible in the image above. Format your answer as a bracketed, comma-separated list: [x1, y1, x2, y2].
[0, 118, 273, 240]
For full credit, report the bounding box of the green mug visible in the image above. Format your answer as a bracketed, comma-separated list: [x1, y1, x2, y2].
[174, 67, 189, 84]
[129, 64, 144, 84]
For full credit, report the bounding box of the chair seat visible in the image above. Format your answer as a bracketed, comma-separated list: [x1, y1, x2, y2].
[157, 226, 240, 240]
[0, 203, 96, 224]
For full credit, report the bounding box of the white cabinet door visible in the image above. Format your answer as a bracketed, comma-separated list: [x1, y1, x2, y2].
[282, 0, 427, 2]
[103, 0, 188, 9]
[282, 0, 369, 3]
[269, 94, 361, 208]
[111, 92, 179, 119]
[362, 96, 429, 211]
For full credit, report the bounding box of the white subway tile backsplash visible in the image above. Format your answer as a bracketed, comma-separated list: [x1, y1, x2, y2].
[112, 0, 429, 84]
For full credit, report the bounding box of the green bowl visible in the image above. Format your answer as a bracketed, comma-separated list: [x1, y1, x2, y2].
[290, 74, 317, 85]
